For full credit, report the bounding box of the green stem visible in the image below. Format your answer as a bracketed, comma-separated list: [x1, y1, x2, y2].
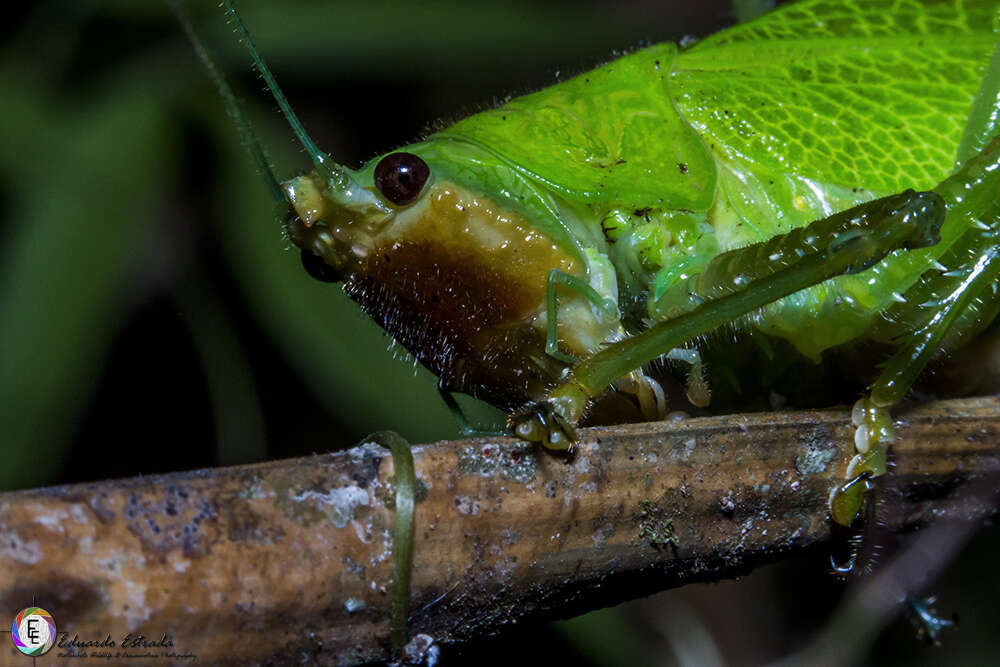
[371, 431, 416, 658]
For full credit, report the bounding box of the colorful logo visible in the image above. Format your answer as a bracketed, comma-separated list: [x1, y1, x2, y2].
[11, 607, 56, 656]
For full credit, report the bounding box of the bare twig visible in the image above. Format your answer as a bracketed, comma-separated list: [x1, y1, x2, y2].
[2, 397, 999, 665]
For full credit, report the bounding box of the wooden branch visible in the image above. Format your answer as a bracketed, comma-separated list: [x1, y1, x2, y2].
[2, 397, 999, 664]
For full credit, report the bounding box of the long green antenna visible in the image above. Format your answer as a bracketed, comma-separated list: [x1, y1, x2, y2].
[221, 0, 352, 193]
[170, 0, 284, 203]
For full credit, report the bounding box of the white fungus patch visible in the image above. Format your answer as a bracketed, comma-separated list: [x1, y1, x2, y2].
[352, 441, 390, 459]
[351, 521, 371, 545]
[558, 441, 599, 508]
[291, 486, 370, 529]
[592, 523, 615, 548]
[0, 530, 43, 564]
[93, 547, 147, 575]
[70, 504, 89, 523]
[494, 556, 517, 583]
[169, 552, 190, 573]
[453, 496, 480, 516]
[369, 529, 392, 567]
[571, 442, 597, 474]
[123, 580, 151, 631]
[344, 597, 366, 614]
[684, 438, 697, 458]
[32, 506, 69, 532]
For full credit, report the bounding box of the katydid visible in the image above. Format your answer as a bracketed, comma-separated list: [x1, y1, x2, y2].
[207, 0, 1000, 534]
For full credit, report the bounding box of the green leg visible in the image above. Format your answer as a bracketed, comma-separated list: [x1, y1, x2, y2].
[545, 269, 668, 423]
[831, 202, 1000, 525]
[544, 268, 619, 364]
[511, 189, 947, 449]
[665, 347, 711, 408]
[613, 369, 668, 420]
[437, 381, 506, 438]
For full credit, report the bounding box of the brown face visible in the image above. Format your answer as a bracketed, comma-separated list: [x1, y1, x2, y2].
[342, 184, 583, 409]
[284, 172, 614, 409]
[345, 242, 563, 408]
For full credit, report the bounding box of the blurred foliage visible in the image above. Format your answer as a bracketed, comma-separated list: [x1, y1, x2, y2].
[1, 1, 998, 665]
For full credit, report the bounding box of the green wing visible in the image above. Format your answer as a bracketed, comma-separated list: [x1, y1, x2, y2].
[673, 0, 1000, 193]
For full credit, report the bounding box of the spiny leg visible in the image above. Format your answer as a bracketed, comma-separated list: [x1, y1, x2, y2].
[665, 347, 711, 408]
[610, 347, 707, 420]
[511, 189, 946, 448]
[612, 369, 668, 419]
[832, 203, 1000, 526]
[829, 38, 1000, 524]
[546, 269, 667, 421]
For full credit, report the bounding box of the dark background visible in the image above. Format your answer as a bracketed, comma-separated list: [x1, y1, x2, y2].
[1, 1, 997, 664]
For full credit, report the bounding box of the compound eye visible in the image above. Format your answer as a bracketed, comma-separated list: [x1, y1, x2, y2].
[300, 249, 342, 283]
[373, 152, 430, 206]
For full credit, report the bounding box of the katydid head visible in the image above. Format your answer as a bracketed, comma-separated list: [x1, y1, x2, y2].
[216, 0, 391, 282]
[220, 0, 622, 409]
[284, 141, 593, 409]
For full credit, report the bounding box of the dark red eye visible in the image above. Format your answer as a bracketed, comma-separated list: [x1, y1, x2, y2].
[300, 249, 342, 283]
[374, 152, 430, 206]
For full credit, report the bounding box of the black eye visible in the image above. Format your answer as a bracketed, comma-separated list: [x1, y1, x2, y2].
[300, 249, 342, 283]
[374, 152, 430, 206]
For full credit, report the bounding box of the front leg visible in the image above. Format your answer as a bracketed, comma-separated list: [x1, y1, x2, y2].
[511, 189, 947, 447]
[510, 395, 581, 452]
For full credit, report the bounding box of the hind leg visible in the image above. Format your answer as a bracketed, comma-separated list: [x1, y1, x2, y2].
[830, 34, 1000, 523]
[832, 38, 1000, 525]
[831, 147, 1000, 525]
[830, 219, 1000, 525]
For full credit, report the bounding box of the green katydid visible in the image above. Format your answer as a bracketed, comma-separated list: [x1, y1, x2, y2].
[205, 0, 1000, 536]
